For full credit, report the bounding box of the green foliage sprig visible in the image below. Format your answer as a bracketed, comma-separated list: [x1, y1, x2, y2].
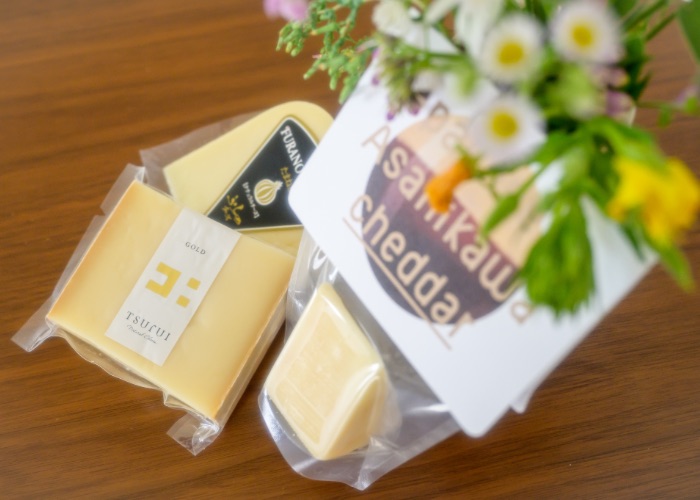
[278, 0, 371, 102]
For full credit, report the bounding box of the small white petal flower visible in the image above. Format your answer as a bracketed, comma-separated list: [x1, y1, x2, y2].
[550, 0, 622, 64]
[425, 0, 503, 56]
[468, 95, 545, 166]
[373, 0, 413, 38]
[479, 14, 543, 83]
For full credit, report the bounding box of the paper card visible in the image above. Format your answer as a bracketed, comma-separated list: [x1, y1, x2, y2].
[289, 70, 655, 437]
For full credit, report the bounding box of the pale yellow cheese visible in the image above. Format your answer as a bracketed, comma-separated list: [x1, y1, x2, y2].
[265, 283, 389, 460]
[47, 182, 294, 421]
[163, 101, 333, 255]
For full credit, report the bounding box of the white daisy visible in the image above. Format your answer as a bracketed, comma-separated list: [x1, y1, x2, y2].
[373, 0, 413, 38]
[425, 0, 504, 56]
[550, 0, 622, 64]
[468, 95, 545, 166]
[479, 14, 544, 84]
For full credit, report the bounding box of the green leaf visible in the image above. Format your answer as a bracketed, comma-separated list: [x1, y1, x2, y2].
[524, 0, 548, 21]
[658, 105, 673, 127]
[559, 144, 591, 190]
[623, 230, 645, 260]
[586, 144, 617, 201]
[679, 0, 700, 63]
[619, 33, 651, 100]
[646, 12, 677, 41]
[656, 244, 695, 290]
[586, 117, 665, 169]
[683, 94, 700, 115]
[609, 210, 647, 260]
[579, 179, 609, 208]
[314, 23, 338, 34]
[611, 0, 637, 17]
[520, 201, 595, 315]
[623, 0, 669, 32]
[529, 130, 580, 167]
[481, 193, 520, 237]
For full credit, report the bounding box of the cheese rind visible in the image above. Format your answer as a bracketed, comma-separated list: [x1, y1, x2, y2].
[265, 283, 389, 460]
[163, 101, 333, 255]
[47, 182, 295, 421]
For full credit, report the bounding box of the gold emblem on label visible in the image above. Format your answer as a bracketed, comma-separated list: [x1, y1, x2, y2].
[254, 179, 283, 206]
[146, 261, 200, 308]
[222, 194, 244, 225]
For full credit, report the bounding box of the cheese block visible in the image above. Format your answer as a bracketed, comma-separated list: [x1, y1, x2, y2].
[265, 283, 389, 460]
[47, 181, 295, 421]
[163, 101, 333, 255]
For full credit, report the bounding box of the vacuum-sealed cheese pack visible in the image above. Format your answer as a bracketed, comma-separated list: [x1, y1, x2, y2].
[259, 232, 460, 490]
[141, 101, 333, 256]
[13, 166, 295, 454]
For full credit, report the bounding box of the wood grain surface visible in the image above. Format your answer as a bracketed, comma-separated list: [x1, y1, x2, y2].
[1, 1, 699, 497]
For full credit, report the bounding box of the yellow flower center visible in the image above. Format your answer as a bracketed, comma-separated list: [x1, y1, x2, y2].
[571, 22, 595, 49]
[498, 40, 525, 66]
[490, 111, 519, 140]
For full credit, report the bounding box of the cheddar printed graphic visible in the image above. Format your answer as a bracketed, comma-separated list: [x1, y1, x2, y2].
[355, 114, 542, 324]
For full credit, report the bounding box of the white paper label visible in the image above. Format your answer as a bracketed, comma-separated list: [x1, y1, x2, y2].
[289, 68, 655, 437]
[106, 209, 240, 366]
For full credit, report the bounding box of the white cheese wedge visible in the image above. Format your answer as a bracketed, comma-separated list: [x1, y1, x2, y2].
[47, 182, 294, 421]
[163, 101, 333, 255]
[265, 283, 389, 460]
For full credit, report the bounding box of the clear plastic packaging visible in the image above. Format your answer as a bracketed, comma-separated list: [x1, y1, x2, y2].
[140, 112, 257, 194]
[140, 102, 334, 257]
[259, 231, 461, 490]
[13, 165, 291, 455]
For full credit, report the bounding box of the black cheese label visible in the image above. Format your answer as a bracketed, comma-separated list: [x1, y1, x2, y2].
[207, 118, 317, 230]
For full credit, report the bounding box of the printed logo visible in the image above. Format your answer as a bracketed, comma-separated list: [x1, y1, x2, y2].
[208, 118, 318, 230]
[221, 195, 245, 226]
[145, 261, 201, 308]
[348, 112, 542, 339]
[254, 179, 283, 206]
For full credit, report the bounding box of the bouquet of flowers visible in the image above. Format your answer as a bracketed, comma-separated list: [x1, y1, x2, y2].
[266, 0, 700, 315]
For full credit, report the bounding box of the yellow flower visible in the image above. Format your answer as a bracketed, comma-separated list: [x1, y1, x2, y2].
[608, 156, 700, 245]
[425, 158, 473, 213]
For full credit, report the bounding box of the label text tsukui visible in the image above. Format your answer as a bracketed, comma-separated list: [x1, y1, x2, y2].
[125, 311, 172, 342]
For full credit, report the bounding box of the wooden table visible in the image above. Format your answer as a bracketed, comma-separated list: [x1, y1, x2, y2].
[2, 1, 699, 497]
